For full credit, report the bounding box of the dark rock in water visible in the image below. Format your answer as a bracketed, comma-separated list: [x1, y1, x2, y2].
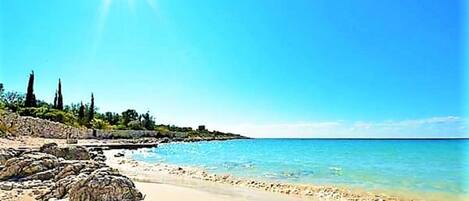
[114, 152, 125, 157]
[40, 143, 90, 160]
[160, 137, 170, 143]
[68, 167, 143, 201]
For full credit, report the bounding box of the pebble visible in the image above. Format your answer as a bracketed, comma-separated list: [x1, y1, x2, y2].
[0, 182, 13, 191]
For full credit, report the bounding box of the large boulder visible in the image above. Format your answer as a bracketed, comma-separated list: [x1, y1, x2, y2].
[0, 152, 60, 181]
[40, 143, 90, 160]
[39, 160, 108, 200]
[68, 167, 143, 201]
[1, 145, 143, 201]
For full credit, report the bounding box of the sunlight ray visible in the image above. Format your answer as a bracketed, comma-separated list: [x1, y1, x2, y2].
[91, 0, 112, 60]
[145, 0, 159, 12]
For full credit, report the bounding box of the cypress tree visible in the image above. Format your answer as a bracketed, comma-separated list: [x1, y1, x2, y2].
[57, 79, 63, 110]
[53, 91, 58, 109]
[89, 93, 94, 123]
[25, 71, 37, 107]
[78, 102, 85, 124]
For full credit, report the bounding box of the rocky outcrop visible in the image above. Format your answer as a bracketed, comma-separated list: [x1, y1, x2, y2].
[68, 167, 143, 201]
[40, 143, 90, 160]
[0, 145, 143, 201]
[0, 148, 21, 165]
[0, 152, 60, 181]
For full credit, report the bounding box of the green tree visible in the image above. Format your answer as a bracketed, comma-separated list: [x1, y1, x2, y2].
[56, 79, 63, 110]
[0, 83, 4, 96]
[53, 91, 58, 109]
[2, 92, 25, 112]
[91, 118, 110, 129]
[88, 93, 95, 126]
[105, 112, 120, 125]
[78, 102, 85, 125]
[25, 71, 37, 107]
[0, 83, 4, 109]
[121, 109, 138, 126]
[141, 111, 155, 130]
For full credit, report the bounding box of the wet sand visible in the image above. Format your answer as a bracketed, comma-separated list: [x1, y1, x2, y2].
[105, 149, 422, 201]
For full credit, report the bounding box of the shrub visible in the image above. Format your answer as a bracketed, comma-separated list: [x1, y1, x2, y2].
[0, 111, 16, 137]
[18, 107, 78, 127]
[128, 120, 143, 130]
[115, 124, 127, 130]
[91, 118, 110, 130]
[1, 92, 25, 112]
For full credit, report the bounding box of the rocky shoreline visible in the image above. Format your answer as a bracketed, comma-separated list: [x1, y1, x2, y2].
[0, 138, 426, 201]
[105, 149, 420, 201]
[0, 143, 143, 201]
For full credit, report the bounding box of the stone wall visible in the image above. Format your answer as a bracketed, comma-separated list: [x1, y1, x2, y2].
[0, 111, 93, 139]
[94, 129, 160, 139]
[0, 111, 160, 139]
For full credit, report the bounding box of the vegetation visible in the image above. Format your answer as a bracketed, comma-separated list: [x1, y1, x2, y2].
[0, 72, 243, 139]
[25, 71, 37, 107]
[0, 109, 16, 137]
[54, 79, 64, 110]
[89, 93, 94, 126]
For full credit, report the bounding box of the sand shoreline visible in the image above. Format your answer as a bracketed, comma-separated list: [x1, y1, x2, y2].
[1, 137, 465, 201]
[105, 149, 426, 201]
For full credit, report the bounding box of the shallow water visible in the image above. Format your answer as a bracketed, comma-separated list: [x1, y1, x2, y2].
[132, 139, 469, 197]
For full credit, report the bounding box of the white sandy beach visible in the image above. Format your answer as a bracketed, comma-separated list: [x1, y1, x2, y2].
[134, 181, 311, 201]
[105, 151, 312, 201]
[104, 149, 415, 201]
[104, 148, 469, 201]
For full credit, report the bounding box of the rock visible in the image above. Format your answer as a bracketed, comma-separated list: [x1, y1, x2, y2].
[20, 169, 59, 181]
[68, 167, 143, 201]
[89, 148, 107, 162]
[0, 152, 60, 181]
[40, 143, 90, 160]
[114, 152, 124, 157]
[0, 182, 13, 190]
[66, 139, 78, 144]
[0, 145, 143, 201]
[0, 148, 20, 165]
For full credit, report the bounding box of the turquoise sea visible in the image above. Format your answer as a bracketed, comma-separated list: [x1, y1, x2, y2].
[132, 139, 469, 198]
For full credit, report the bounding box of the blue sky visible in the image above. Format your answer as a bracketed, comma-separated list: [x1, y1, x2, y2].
[0, 0, 467, 137]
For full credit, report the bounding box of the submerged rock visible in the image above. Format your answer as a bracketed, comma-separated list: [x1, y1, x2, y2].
[114, 152, 124, 157]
